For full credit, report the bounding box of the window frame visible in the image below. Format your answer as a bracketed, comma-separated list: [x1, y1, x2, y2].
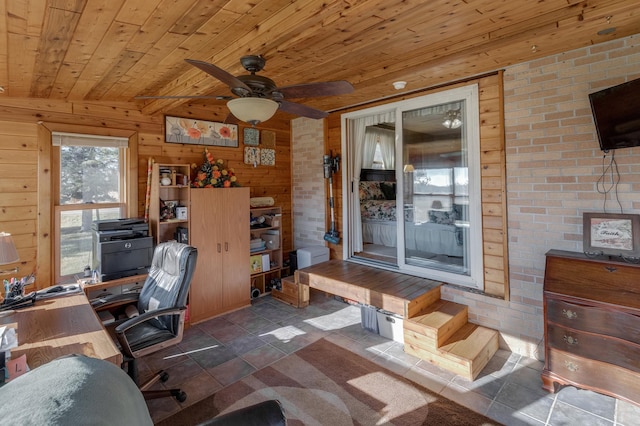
[44, 126, 138, 285]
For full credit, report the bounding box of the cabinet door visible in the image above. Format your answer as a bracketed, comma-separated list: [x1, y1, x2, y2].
[189, 190, 225, 323]
[221, 188, 250, 309]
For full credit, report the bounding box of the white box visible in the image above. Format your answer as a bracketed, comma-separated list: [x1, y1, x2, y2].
[376, 310, 404, 344]
[261, 254, 270, 272]
[175, 206, 188, 220]
[297, 246, 329, 269]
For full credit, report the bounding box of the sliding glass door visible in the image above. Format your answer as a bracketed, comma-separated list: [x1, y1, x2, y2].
[342, 85, 483, 290]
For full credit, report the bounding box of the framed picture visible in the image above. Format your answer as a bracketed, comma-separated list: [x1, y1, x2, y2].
[583, 212, 640, 257]
[243, 127, 260, 146]
[164, 116, 238, 147]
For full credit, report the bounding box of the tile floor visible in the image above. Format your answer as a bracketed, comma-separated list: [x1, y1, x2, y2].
[142, 291, 640, 425]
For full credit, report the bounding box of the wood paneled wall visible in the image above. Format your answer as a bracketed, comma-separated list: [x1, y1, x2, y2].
[0, 98, 292, 287]
[325, 72, 509, 299]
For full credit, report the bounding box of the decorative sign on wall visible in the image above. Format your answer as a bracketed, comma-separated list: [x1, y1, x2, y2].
[165, 116, 238, 147]
[244, 147, 260, 165]
[262, 130, 276, 149]
[261, 148, 276, 166]
[243, 128, 260, 146]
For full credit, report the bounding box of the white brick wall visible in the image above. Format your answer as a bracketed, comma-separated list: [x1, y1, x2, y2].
[443, 34, 640, 359]
[291, 117, 327, 248]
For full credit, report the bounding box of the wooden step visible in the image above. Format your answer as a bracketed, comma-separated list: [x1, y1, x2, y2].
[405, 322, 499, 381]
[404, 299, 468, 347]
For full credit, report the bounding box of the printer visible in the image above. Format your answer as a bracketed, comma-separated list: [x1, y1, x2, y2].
[91, 219, 153, 281]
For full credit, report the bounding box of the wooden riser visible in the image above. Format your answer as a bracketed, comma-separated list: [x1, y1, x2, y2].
[404, 299, 468, 347]
[404, 323, 499, 381]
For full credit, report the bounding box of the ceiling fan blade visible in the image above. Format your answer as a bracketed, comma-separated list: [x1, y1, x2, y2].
[222, 112, 239, 125]
[185, 59, 252, 94]
[278, 100, 328, 119]
[278, 80, 354, 99]
[135, 95, 230, 100]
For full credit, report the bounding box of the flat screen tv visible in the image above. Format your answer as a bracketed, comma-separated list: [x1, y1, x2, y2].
[589, 77, 640, 151]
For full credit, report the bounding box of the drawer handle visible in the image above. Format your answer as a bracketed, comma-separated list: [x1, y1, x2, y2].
[562, 309, 577, 320]
[563, 335, 578, 346]
[564, 361, 579, 372]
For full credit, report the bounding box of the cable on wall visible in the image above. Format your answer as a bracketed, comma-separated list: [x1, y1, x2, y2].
[596, 150, 623, 213]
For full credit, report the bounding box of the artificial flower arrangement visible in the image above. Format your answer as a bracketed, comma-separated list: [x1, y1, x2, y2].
[191, 148, 240, 188]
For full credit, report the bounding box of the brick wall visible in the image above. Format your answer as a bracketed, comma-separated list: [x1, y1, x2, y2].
[443, 34, 640, 359]
[291, 117, 326, 249]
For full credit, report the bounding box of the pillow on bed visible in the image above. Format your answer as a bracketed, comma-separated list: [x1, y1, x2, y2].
[359, 181, 386, 201]
[380, 182, 396, 200]
[429, 210, 456, 225]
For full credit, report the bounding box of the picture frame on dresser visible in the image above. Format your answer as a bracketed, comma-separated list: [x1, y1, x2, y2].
[582, 212, 640, 258]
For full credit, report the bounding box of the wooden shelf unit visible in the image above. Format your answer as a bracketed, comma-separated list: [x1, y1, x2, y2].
[250, 206, 284, 296]
[149, 163, 191, 244]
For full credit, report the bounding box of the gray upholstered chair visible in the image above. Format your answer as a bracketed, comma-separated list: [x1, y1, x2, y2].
[0, 355, 286, 425]
[93, 241, 198, 402]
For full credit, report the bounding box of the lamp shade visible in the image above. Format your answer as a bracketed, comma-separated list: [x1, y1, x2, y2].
[227, 97, 279, 126]
[403, 164, 415, 173]
[0, 232, 19, 265]
[431, 200, 443, 209]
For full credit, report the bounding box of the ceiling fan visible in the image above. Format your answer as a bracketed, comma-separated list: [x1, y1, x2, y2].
[137, 55, 354, 126]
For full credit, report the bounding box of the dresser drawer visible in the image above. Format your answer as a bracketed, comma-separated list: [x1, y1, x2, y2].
[544, 254, 640, 308]
[546, 348, 640, 405]
[546, 297, 640, 345]
[547, 323, 640, 373]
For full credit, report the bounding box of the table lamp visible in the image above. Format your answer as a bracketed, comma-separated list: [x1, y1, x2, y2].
[0, 232, 20, 275]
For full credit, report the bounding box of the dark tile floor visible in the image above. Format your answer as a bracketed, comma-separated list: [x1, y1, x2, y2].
[141, 291, 640, 425]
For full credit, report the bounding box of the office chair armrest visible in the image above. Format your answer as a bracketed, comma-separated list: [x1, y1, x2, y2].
[91, 293, 140, 312]
[114, 306, 186, 335]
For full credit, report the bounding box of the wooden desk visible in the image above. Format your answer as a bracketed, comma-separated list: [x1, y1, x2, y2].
[0, 293, 122, 369]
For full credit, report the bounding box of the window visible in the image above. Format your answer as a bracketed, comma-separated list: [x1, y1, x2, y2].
[342, 84, 483, 290]
[53, 133, 129, 283]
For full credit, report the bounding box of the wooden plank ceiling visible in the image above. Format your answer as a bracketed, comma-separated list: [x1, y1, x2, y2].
[0, 0, 638, 119]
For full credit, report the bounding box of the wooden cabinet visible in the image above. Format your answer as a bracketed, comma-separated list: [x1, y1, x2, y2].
[189, 188, 250, 323]
[542, 250, 640, 406]
[249, 206, 284, 296]
[149, 163, 191, 244]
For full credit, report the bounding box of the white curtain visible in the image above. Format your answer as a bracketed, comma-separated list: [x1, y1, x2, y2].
[350, 111, 396, 251]
[362, 127, 395, 169]
[362, 130, 377, 169]
[377, 128, 395, 170]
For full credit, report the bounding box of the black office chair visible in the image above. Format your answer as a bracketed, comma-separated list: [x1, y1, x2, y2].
[93, 241, 198, 402]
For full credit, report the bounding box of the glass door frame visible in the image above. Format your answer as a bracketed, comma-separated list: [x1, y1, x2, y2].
[341, 84, 484, 290]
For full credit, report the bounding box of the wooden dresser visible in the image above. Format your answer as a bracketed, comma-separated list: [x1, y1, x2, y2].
[542, 249, 640, 406]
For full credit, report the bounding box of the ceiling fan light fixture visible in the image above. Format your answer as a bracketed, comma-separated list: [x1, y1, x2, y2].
[227, 97, 279, 126]
[442, 109, 462, 129]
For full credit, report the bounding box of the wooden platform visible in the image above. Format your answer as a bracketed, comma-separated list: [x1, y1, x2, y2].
[292, 259, 499, 381]
[295, 260, 442, 317]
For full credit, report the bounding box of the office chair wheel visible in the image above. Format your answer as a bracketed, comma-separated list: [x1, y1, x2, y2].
[174, 390, 187, 402]
[160, 371, 170, 382]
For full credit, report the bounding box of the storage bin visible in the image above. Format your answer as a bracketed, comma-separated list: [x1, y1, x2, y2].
[297, 246, 329, 268]
[376, 310, 404, 343]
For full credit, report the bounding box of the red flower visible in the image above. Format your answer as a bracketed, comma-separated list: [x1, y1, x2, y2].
[219, 127, 231, 138]
[223, 180, 231, 188]
[187, 127, 202, 139]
